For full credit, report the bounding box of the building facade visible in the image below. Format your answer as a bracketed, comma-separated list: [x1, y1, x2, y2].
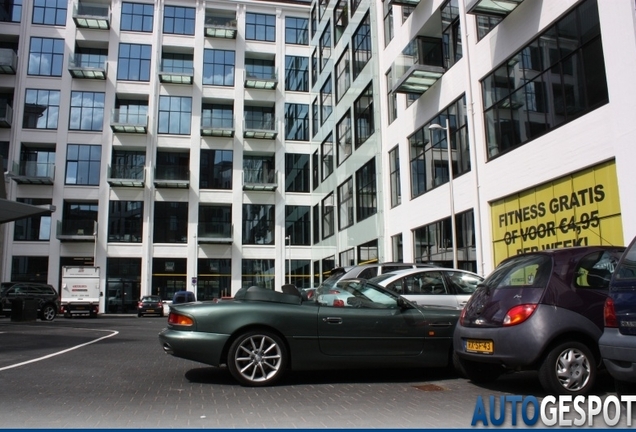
[1, 0, 636, 314]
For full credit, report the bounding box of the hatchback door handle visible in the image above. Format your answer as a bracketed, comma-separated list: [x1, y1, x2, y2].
[323, 317, 343, 324]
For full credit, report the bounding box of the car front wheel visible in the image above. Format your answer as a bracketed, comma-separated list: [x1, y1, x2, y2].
[539, 341, 596, 396]
[227, 330, 288, 387]
[40, 304, 57, 321]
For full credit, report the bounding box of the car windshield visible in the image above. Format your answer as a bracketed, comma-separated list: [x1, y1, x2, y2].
[317, 279, 399, 308]
[484, 254, 552, 289]
[141, 296, 160, 302]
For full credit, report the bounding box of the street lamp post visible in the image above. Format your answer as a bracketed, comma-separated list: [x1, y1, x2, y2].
[429, 118, 458, 269]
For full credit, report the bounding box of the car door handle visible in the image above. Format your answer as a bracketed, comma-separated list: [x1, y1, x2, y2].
[323, 317, 343, 324]
[429, 322, 454, 327]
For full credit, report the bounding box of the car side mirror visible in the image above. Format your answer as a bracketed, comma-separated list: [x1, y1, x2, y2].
[397, 296, 413, 310]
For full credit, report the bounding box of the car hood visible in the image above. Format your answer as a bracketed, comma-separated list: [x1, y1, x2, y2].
[461, 286, 544, 327]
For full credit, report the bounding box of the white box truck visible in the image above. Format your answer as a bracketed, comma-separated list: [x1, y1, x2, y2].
[60, 266, 101, 318]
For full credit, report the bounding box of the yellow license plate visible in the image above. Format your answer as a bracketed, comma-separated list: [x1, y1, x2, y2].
[76, 306, 85, 310]
[147, 309, 155, 312]
[466, 339, 494, 354]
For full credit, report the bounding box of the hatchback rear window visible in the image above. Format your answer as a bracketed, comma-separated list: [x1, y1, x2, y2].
[615, 242, 636, 281]
[485, 254, 552, 289]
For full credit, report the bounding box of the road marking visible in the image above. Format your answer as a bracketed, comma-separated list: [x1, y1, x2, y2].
[0, 328, 119, 371]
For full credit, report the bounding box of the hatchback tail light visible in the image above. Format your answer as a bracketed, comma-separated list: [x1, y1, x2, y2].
[604, 297, 618, 328]
[459, 307, 467, 326]
[503, 304, 537, 326]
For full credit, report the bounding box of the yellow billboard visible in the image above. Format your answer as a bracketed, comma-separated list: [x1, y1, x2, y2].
[491, 160, 623, 265]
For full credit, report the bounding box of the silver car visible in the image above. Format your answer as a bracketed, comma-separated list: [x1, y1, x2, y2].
[369, 268, 483, 309]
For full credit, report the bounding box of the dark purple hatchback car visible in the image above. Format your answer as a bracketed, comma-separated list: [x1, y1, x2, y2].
[454, 246, 625, 396]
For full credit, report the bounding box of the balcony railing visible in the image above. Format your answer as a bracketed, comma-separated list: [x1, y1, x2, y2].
[391, 37, 446, 95]
[154, 165, 190, 189]
[110, 109, 148, 133]
[204, 14, 237, 39]
[201, 116, 234, 137]
[72, 2, 110, 29]
[56, 219, 97, 241]
[244, 68, 278, 90]
[159, 64, 194, 85]
[243, 118, 278, 140]
[68, 55, 107, 79]
[198, 222, 233, 244]
[107, 165, 145, 187]
[243, 169, 278, 191]
[0, 48, 17, 74]
[9, 161, 55, 185]
[466, 0, 524, 17]
[382, 0, 421, 5]
[0, 102, 12, 127]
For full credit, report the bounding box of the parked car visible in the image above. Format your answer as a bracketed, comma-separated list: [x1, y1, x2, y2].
[0, 282, 60, 321]
[454, 246, 624, 396]
[369, 268, 483, 309]
[172, 290, 196, 304]
[137, 295, 164, 317]
[321, 262, 433, 290]
[599, 236, 636, 396]
[160, 279, 460, 387]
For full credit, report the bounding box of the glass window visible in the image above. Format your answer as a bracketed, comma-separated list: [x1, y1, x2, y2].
[201, 102, 233, 130]
[242, 259, 275, 290]
[163, 5, 195, 35]
[284, 103, 309, 141]
[285, 205, 311, 246]
[158, 96, 192, 135]
[333, 0, 348, 46]
[319, 23, 331, 71]
[65, 144, 101, 185]
[356, 158, 377, 222]
[321, 133, 333, 181]
[121, 2, 153, 32]
[354, 82, 374, 147]
[338, 177, 354, 230]
[392, 233, 403, 262]
[23, 89, 59, 129]
[69, 91, 105, 131]
[287, 260, 312, 290]
[245, 57, 275, 79]
[387, 70, 397, 124]
[317, 279, 399, 309]
[242, 204, 275, 245]
[27, 37, 64, 76]
[310, 5, 317, 39]
[285, 153, 309, 193]
[335, 48, 350, 102]
[110, 149, 145, 181]
[0, 0, 22, 23]
[108, 201, 143, 243]
[476, 15, 501, 41]
[312, 150, 319, 190]
[19, 146, 55, 177]
[442, 0, 462, 69]
[117, 43, 151, 81]
[32, 0, 66, 26]
[313, 204, 320, 244]
[14, 198, 51, 241]
[161, 52, 193, 74]
[153, 202, 188, 243]
[0, 141, 8, 172]
[336, 111, 352, 166]
[320, 76, 332, 124]
[114, 99, 148, 126]
[61, 201, 98, 236]
[322, 193, 335, 239]
[285, 55, 309, 92]
[352, 13, 371, 80]
[197, 259, 232, 300]
[245, 12, 275, 42]
[203, 49, 235, 86]
[311, 49, 317, 87]
[11, 256, 48, 283]
[198, 204, 232, 241]
[312, 98, 318, 138]
[156, 151, 189, 181]
[389, 146, 401, 208]
[199, 149, 232, 189]
[384, 5, 393, 47]
[285, 16, 308, 45]
[244, 106, 275, 130]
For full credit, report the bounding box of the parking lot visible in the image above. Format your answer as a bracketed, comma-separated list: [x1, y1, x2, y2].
[0, 315, 627, 429]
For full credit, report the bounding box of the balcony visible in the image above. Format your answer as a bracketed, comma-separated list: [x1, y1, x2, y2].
[391, 37, 446, 95]
[204, 15, 237, 39]
[201, 116, 234, 138]
[466, 0, 524, 17]
[68, 55, 107, 79]
[0, 48, 17, 74]
[56, 219, 97, 241]
[0, 102, 12, 127]
[110, 109, 148, 133]
[154, 165, 189, 189]
[9, 161, 55, 185]
[159, 65, 193, 85]
[243, 169, 278, 191]
[73, 2, 110, 29]
[107, 165, 145, 187]
[244, 69, 278, 90]
[382, 0, 421, 5]
[198, 222, 233, 244]
[243, 118, 277, 140]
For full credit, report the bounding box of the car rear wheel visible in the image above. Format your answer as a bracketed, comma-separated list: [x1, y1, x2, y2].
[539, 341, 596, 395]
[227, 330, 288, 387]
[456, 356, 503, 383]
[40, 304, 57, 321]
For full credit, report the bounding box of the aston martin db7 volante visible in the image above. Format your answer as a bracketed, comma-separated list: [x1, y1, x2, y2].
[159, 278, 461, 386]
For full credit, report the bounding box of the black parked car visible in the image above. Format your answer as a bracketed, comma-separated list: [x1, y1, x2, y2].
[454, 246, 624, 396]
[599, 236, 636, 396]
[0, 282, 60, 321]
[137, 295, 164, 317]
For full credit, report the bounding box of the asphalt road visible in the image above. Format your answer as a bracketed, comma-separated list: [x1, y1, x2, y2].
[0, 315, 628, 429]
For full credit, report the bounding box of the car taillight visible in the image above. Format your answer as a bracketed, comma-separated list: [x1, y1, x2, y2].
[137, 301, 142, 308]
[168, 312, 194, 326]
[503, 304, 537, 326]
[459, 307, 467, 326]
[604, 298, 618, 328]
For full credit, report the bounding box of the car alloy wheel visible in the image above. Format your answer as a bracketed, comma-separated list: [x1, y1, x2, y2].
[40, 304, 57, 321]
[539, 341, 596, 395]
[227, 330, 287, 387]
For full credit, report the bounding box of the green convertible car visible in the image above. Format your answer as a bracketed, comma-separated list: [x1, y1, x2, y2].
[159, 278, 460, 386]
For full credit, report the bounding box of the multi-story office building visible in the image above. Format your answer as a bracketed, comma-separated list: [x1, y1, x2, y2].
[2, 0, 636, 315]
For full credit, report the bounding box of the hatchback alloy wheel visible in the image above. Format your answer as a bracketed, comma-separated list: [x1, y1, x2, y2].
[539, 341, 596, 395]
[227, 330, 288, 387]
